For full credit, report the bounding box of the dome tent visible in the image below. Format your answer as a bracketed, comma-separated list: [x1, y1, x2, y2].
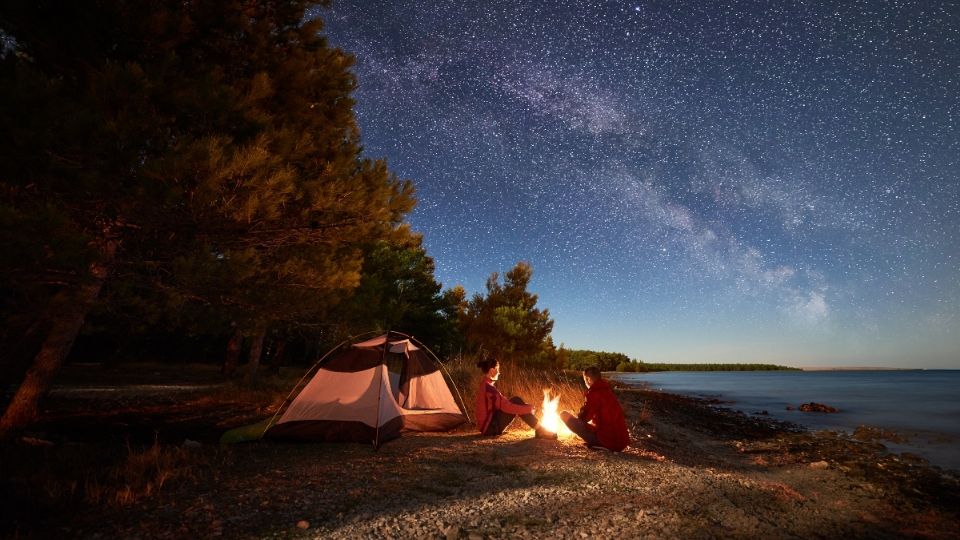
[261, 331, 467, 447]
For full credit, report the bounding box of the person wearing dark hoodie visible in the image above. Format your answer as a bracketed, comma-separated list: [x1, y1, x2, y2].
[475, 358, 556, 439]
[560, 366, 631, 451]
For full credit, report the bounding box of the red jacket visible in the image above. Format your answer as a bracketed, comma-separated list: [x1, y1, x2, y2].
[475, 377, 534, 434]
[578, 378, 630, 451]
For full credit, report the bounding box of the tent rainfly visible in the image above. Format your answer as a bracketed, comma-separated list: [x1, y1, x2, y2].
[263, 332, 467, 447]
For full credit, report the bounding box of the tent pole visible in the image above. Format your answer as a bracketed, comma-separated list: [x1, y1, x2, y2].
[374, 330, 391, 450]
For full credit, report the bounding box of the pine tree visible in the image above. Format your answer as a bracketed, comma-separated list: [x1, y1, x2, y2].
[461, 262, 556, 366]
[329, 238, 464, 357]
[0, 1, 415, 435]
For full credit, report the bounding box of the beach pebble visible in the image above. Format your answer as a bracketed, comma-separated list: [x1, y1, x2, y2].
[443, 525, 461, 540]
[47, 381, 958, 540]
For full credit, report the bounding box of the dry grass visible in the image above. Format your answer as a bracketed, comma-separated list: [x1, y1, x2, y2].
[84, 439, 199, 507]
[193, 354, 588, 429]
[443, 354, 587, 431]
[0, 434, 217, 539]
[0, 437, 201, 515]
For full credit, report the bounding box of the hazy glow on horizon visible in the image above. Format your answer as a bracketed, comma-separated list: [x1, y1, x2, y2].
[321, 1, 960, 368]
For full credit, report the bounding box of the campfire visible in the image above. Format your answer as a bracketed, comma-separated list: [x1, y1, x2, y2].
[540, 388, 571, 437]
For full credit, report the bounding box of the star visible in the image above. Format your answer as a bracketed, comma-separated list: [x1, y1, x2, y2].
[318, 0, 960, 367]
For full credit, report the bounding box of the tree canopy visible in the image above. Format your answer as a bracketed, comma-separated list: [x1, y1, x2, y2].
[327, 238, 463, 356]
[0, 0, 416, 435]
[459, 262, 557, 367]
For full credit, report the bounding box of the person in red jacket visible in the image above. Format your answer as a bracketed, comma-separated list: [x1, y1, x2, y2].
[475, 358, 556, 439]
[560, 366, 631, 451]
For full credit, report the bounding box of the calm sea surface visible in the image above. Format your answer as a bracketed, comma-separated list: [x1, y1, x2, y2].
[613, 370, 960, 471]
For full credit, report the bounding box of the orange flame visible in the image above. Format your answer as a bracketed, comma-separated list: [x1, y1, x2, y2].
[540, 388, 571, 436]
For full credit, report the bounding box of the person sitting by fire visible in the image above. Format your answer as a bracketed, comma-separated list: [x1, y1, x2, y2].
[475, 358, 556, 439]
[560, 366, 631, 451]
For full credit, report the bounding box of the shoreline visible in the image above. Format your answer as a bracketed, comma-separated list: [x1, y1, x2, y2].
[3, 379, 958, 539]
[611, 371, 960, 473]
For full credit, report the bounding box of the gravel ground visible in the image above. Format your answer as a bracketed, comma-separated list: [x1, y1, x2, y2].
[50, 387, 959, 540]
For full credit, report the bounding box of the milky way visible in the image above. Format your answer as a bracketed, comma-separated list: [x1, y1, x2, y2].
[317, 1, 960, 367]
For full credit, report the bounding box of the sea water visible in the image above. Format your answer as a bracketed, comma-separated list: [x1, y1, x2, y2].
[613, 370, 960, 471]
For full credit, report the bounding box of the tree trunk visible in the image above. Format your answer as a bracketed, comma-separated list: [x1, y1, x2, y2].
[267, 337, 285, 375]
[243, 322, 267, 385]
[0, 237, 116, 439]
[222, 328, 243, 377]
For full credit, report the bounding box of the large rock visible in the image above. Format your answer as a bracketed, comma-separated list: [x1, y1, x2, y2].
[798, 402, 839, 413]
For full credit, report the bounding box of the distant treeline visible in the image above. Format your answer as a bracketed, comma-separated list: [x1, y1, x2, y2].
[622, 362, 800, 372]
[563, 349, 798, 372]
[564, 349, 632, 372]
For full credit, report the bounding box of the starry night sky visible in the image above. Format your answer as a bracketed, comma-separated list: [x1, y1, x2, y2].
[317, 1, 960, 368]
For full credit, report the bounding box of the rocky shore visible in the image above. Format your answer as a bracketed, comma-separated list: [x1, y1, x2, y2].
[44, 385, 957, 539]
